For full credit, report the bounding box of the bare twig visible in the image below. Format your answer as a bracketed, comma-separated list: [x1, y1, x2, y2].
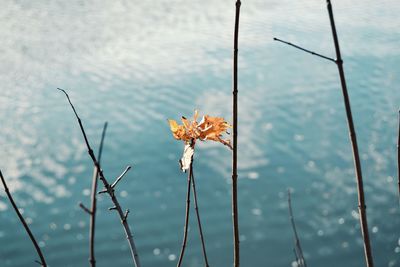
[232, 0, 241, 266]
[58, 88, 141, 267]
[85, 121, 108, 267]
[176, 157, 192, 267]
[292, 248, 300, 267]
[397, 110, 400, 205]
[79, 202, 92, 215]
[288, 190, 307, 267]
[326, 1, 374, 266]
[191, 166, 210, 267]
[274, 1, 374, 266]
[111, 166, 132, 189]
[0, 170, 47, 267]
[273, 37, 336, 63]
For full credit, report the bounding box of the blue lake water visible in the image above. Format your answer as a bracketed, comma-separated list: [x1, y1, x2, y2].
[0, 0, 399, 266]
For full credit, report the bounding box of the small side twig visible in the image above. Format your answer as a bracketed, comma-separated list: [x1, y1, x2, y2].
[176, 157, 192, 267]
[232, 1, 241, 266]
[273, 37, 336, 63]
[288, 190, 307, 267]
[111, 166, 132, 189]
[0, 170, 47, 267]
[191, 164, 209, 267]
[79, 202, 92, 215]
[58, 88, 141, 267]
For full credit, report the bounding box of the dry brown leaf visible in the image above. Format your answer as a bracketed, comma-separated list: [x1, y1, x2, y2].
[168, 110, 232, 149]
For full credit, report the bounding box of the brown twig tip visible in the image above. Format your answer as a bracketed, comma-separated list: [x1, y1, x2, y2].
[111, 166, 132, 189]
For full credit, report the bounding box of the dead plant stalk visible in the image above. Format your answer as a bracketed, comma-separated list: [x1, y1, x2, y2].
[58, 88, 141, 267]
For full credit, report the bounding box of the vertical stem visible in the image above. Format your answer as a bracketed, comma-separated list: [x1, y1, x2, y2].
[326, 1, 374, 266]
[232, 0, 241, 266]
[176, 161, 192, 267]
[0, 170, 47, 267]
[288, 190, 307, 267]
[397, 110, 400, 204]
[88, 122, 108, 267]
[191, 168, 210, 267]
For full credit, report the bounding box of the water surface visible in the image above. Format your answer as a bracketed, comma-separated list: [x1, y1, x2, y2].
[0, 0, 399, 266]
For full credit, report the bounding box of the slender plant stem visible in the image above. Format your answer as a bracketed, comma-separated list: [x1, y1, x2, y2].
[58, 88, 141, 267]
[232, 0, 241, 266]
[0, 170, 47, 267]
[292, 248, 300, 267]
[288, 190, 307, 267]
[176, 160, 192, 267]
[273, 37, 336, 63]
[326, 1, 374, 266]
[397, 110, 400, 205]
[87, 122, 108, 267]
[191, 167, 210, 267]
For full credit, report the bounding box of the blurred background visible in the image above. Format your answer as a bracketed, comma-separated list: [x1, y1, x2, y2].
[0, 0, 399, 266]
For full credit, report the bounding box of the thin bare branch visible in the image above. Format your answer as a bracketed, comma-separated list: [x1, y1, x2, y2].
[0, 170, 47, 267]
[326, 1, 374, 266]
[292, 248, 300, 267]
[273, 37, 336, 63]
[58, 88, 141, 267]
[87, 121, 107, 267]
[288, 190, 307, 267]
[79, 202, 92, 215]
[176, 158, 192, 267]
[98, 189, 107, 194]
[191, 168, 210, 267]
[111, 166, 132, 189]
[275, 2, 375, 266]
[397, 110, 400, 205]
[232, 1, 241, 266]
